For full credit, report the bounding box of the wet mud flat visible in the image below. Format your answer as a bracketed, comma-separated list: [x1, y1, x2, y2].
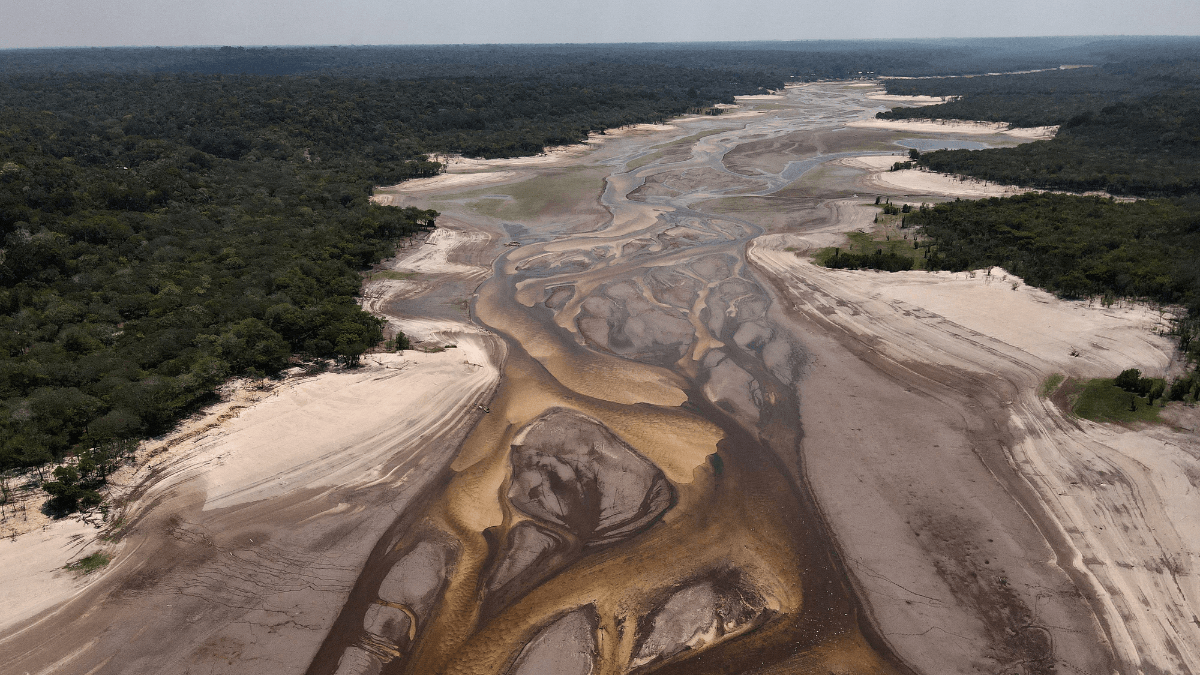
[0, 83, 1133, 675]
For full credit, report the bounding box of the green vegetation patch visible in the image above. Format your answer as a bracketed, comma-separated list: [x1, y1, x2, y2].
[1071, 378, 1164, 424]
[366, 270, 419, 281]
[64, 552, 112, 574]
[1038, 373, 1065, 398]
[813, 206, 930, 272]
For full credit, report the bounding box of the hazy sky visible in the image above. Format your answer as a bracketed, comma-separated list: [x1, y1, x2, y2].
[2, 0, 1198, 49]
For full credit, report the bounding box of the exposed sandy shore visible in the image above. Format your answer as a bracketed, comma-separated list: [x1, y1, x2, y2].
[848, 117, 1059, 140]
[865, 93, 950, 104]
[371, 170, 519, 196]
[843, 153, 1034, 198]
[752, 234, 1199, 673]
[843, 153, 1138, 201]
[0, 517, 104, 634]
[734, 93, 785, 100]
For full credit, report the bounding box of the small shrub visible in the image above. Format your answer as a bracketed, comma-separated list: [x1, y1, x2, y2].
[1115, 368, 1141, 391]
[1039, 373, 1065, 398]
[64, 552, 111, 574]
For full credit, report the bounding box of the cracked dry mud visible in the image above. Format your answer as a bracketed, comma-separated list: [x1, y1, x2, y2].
[5, 82, 1181, 675]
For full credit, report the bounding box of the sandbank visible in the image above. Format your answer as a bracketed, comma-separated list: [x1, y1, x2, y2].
[865, 93, 950, 104]
[841, 153, 1033, 198]
[373, 171, 519, 196]
[848, 117, 1058, 140]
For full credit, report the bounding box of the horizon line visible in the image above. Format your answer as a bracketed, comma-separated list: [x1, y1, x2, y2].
[5, 34, 1200, 52]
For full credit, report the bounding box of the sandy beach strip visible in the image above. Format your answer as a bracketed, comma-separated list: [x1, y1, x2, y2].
[848, 117, 1058, 140]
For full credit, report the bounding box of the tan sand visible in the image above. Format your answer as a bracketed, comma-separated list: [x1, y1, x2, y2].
[0, 518, 104, 634]
[388, 226, 491, 277]
[750, 210, 1198, 673]
[139, 345, 497, 513]
[1010, 408, 1200, 672]
[847, 117, 1059, 140]
[865, 93, 950, 104]
[842, 153, 1034, 198]
[372, 171, 519, 197]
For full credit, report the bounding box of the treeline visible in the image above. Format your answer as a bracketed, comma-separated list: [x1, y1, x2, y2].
[0, 69, 774, 163]
[824, 248, 915, 272]
[8, 37, 1199, 79]
[0, 103, 439, 471]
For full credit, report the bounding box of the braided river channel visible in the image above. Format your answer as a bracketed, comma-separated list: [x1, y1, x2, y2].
[309, 84, 920, 675]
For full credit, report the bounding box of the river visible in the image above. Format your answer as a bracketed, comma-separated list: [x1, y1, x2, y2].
[309, 84, 919, 675]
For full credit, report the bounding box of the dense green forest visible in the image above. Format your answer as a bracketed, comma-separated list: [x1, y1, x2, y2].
[879, 59, 1200, 126]
[0, 99, 440, 472]
[910, 194, 1199, 308]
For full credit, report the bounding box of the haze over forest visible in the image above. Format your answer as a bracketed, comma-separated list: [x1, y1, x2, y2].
[3, 0, 1200, 47]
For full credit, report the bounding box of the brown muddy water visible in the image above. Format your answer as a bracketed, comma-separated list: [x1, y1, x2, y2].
[309, 85, 918, 675]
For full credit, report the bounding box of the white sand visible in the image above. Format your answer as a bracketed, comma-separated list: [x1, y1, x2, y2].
[390, 227, 491, 277]
[842, 154, 1033, 198]
[843, 154, 1137, 201]
[847, 118, 1058, 140]
[865, 93, 950, 104]
[374, 171, 519, 197]
[135, 343, 497, 512]
[0, 518, 103, 634]
[755, 243, 1173, 378]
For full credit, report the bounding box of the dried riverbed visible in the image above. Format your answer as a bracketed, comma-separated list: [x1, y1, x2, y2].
[5, 83, 1187, 675]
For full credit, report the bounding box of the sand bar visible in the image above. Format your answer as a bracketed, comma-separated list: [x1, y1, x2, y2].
[848, 117, 1058, 140]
